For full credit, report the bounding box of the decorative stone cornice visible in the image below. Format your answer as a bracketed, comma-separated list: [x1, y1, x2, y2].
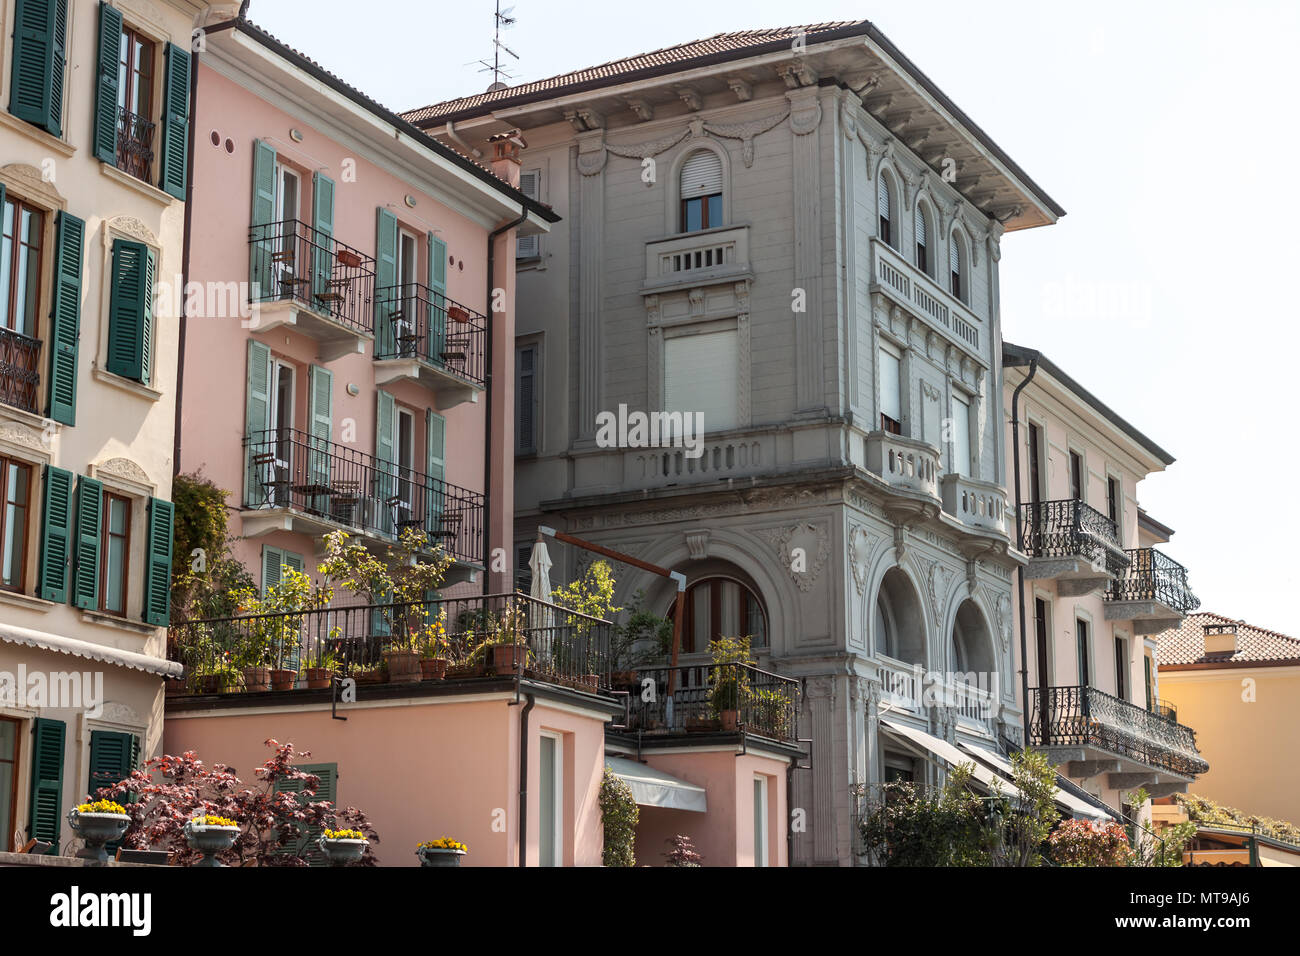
[106, 215, 159, 248]
[576, 130, 607, 176]
[787, 88, 823, 135]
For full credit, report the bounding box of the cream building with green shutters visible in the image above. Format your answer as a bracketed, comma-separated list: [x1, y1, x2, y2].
[0, 0, 214, 855]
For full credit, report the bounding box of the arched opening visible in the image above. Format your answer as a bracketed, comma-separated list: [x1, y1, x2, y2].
[877, 169, 898, 249]
[949, 228, 967, 302]
[679, 149, 723, 233]
[951, 599, 994, 677]
[914, 200, 933, 276]
[874, 567, 925, 666]
[665, 566, 769, 653]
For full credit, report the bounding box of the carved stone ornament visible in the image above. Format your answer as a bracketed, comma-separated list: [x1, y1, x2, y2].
[758, 522, 829, 593]
[576, 130, 608, 176]
[927, 560, 952, 624]
[849, 524, 877, 595]
[108, 215, 159, 247]
[0, 420, 48, 452]
[993, 592, 1013, 653]
[788, 97, 823, 136]
[96, 456, 152, 485]
[685, 529, 710, 560]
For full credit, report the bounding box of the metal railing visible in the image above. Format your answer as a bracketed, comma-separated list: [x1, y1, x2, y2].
[1028, 684, 1208, 777]
[116, 106, 155, 182]
[618, 662, 799, 742]
[374, 283, 486, 388]
[0, 327, 40, 415]
[1106, 547, 1200, 613]
[1018, 498, 1128, 575]
[249, 218, 375, 333]
[168, 593, 613, 696]
[244, 427, 483, 564]
[1151, 698, 1178, 723]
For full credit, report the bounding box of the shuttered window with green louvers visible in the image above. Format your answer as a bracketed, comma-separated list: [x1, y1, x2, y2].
[92, 1, 123, 164]
[47, 211, 84, 425]
[27, 717, 65, 854]
[272, 762, 337, 865]
[38, 465, 73, 602]
[106, 240, 157, 385]
[158, 43, 191, 199]
[143, 497, 174, 626]
[8, 0, 68, 137]
[72, 475, 103, 610]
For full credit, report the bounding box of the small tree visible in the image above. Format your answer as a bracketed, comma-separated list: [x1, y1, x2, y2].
[1048, 819, 1135, 866]
[599, 767, 639, 867]
[663, 834, 702, 867]
[170, 472, 256, 623]
[551, 559, 621, 628]
[860, 764, 995, 866]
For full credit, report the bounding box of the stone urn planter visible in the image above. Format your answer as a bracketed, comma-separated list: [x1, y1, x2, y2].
[384, 650, 421, 683]
[303, 667, 332, 690]
[270, 668, 297, 692]
[243, 666, 271, 692]
[318, 835, 368, 866]
[183, 817, 240, 867]
[420, 658, 447, 680]
[417, 843, 467, 867]
[490, 643, 526, 674]
[68, 808, 130, 863]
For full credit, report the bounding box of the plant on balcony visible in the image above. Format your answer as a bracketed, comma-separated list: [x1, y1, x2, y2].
[415, 607, 450, 680]
[350, 659, 389, 684]
[319, 827, 369, 866]
[94, 739, 379, 867]
[229, 564, 318, 691]
[1047, 819, 1134, 867]
[707, 636, 755, 731]
[608, 593, 673, 686]
[68, 800, 132, 863]
[417, 838, 468, 867]
[599, 767, 639, 867]
[662, 834, 702, 867]
[301, 648, 340, 689]
[748, 687, 790, 739]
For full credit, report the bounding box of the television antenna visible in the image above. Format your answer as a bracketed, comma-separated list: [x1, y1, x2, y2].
[466, 2, 519, 91]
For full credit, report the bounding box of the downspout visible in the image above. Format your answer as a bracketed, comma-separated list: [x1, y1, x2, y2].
[173, 26, 203, 476]
[484, 205, 529, 594]
[444, 120, 484, 160]
[1010, 353, 1039, 744]
[517, 692, 535, 867]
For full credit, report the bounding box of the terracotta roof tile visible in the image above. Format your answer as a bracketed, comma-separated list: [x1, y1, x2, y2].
[1158, 612, 1300, 667]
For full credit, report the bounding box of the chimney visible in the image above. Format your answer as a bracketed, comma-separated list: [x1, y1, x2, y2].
[1203, 622, 1238, 655]
[487, 129, 525, 188]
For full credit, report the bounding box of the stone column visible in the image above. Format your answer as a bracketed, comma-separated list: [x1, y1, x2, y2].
[576, 130, 606, 440]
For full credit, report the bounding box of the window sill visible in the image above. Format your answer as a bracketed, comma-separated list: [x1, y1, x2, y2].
[99, 161, 176, 206]
[0, 402, 57, 443]
[79, 608, 158, 636]
[92, 365, 163, 402]
[0, 589, 56, 613]
[0, 110, 76, 157]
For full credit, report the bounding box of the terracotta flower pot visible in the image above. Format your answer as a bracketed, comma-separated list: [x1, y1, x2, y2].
[243, 666, 271, 692]
[420, 658, 447, 680]
[336, 248, 363, 269]
[196, 674, 225, 695]
[303, 667, 331, 690]
[270, 668, 297, 692]
[720, 709, 740, 732]
[580, 674, 600, 692]
[448, 305, 470, 324]
[354, 668, 388, 684]
[384, 650, 421, 683]
[490, 643, 525, 674]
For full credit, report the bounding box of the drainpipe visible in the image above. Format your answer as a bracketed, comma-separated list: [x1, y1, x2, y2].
[173, 25, 203, 476]
[444, 120, 484, 160]
[484, 205, 528, 594]
[516, 692, 535, 867]
[1010, 353, 1039, 744]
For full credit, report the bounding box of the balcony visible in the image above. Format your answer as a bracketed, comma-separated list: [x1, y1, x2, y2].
[248, 219, 375, 359]
[242, 427, 482, 572]
[864, 432, 940, 505]
[115, 107, 155, 182]
[373, 284, 485, 408]
[1104, 547, 1199, 634]
[878, 656, 998, 737]
[616, 662, 799, 744]
[870, 239, 980, 355]
[1029, 685, 1208, 790]
[167, 592, 613, 699]
[0, 327, 41, 415]
[1018, 499, 1128, 594]
[940, 474, 1007, 537]
[642, 224, 751, 294]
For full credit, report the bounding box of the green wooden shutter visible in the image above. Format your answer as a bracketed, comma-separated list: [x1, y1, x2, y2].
[87, 730, 137, 797]
[245, 339, 272, 506]
[312, 173, 335, 301]
[92, 1, 123, 164]
[375, 390, 395, 536]
[273, 762, 336, 865]
[158, 42, 191, 199]
[106, 240, 155, 383]
[261, 545, 283, 595]
[143, 498, 174, 625]
[47, 211, 83, 425]
[72, 475, 103, 610]
[28, 717, 65, 854]
[427, 232, 447, 363]
[425, 409, 445, 537]
[38, 466, 73, 602]
[9, 0, 66, 136]
[250, 140, 277, 296]
[308, 365, 333, 486]
[375, 208, 398, 355]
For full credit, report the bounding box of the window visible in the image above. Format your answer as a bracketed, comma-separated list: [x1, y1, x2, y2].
[664, 327, 737, 433]
[1033, 597, 1050, 683]
[1028, 423, 1043, 506]
[1114, 636, 1128, 700]
[538, 733, 562, 867]
[877, 173, 894, 247]
[1107, 476, 1120, 526]
[883, 754, 915, 784]
[0, 716, 17, 852]
[679, 150, 722, 232]
[115, 26, 156, 181]
[753, 776, 769, 867]
[1144, 654, 1154, 710]
[516, 344, 538, 454]
[949, 231, 965, 301]
[396, 229, 419, 349]
[517, 170, 541, 258]
[1075, 618, 1091, 685]
[1069, 450, 1083, 502]
[395, 406, 415, 514]
[950, 392, 971, 477]
[261, 545, 304, 594]
[100, 492, 131, 615]
[0, 195, 45, 415]
[1, 457, 31, 590]
[8, 0, 69, 137]
[879, 347, 902, 434]
[275, 164, 300, 225]
[914, 203, 930, 275]
[670, 577, 768, 653]
[105, 239, 157, 385]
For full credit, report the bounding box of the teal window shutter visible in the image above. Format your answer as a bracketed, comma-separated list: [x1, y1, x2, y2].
[72, 475, 103, 610]
[374, 207, 398, 355]
[250, 140, 277, 296]
[307, 365, 333, 486]
[260, 545, 283, 594]
[143, 497, 174, 625]
[427, 232, 447, 361]
[106, 240, 156, 384]
[47, 211, 84, 425]
[158, 42, 191, 199]
[28, 717, 65, 854]
[425, 409, 445, 538]
[92, 1, 123, 164]
[38, 466, 73, 602]
[374, 390, 395, 536]
[244, 339, 272, 506]
[272, 762, 337, 865]
[9, 0, 67, 137]
[312, 173, 335, 300]
[87, 730, 137, 797]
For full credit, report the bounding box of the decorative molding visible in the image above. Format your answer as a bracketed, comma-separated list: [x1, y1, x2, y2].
[736, 281, 752, 426]
[993, 591, 1013, 654]
[625, 97, 654, 122]
[776, 61, 819, 89]
[849, 524, 877, 595]
[106, 215, 160, 248]
[0, 421, 49, 454]
[787, 93, 823, 135]
[96, 456, 151, 485]
[756, 521, 829, 593]
[701, 110, 789, 167]
[576, 129, 608, 176]
[893, 525, 908, 563]
[926, 559, 953, 625]
[676, 87, 703, 112]
[0, 162, 67, 210]
[684, 529, 710, 560]
[98, 700, 144, 729]
[727, 77, 752, 102]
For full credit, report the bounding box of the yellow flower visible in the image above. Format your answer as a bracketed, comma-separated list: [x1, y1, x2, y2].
[418, 837, 467, 852]
[324, 828, 365, 840]
[191, 814, 239, 827]
[76, 799, 127, 815]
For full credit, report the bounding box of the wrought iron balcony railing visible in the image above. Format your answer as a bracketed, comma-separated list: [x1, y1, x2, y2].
[374, 283, 486, 388]
[0, 327, 40, 415]
[168, 593, 613, 696]
[1018, 498, 1128, 575]
[244, 427, 482, 564]
[116, 107, 155, 182]
[1151, 698, 1178, 723]
[249, 219, 375, 334]
[1028, 684, 1208, 777]
[617, 662, 799, 742]
[1106, 547, 1199, 613]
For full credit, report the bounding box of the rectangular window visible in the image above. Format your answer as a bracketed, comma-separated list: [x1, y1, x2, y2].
[0, 716, 17, 852]
[538, 733, 561, 867]
[1069, 450, 1083, 502]
[879, 348, 902, 434]
[100, 492, 131, 615]
[1114, 637, 1128, 700]
[1075, 618, 1090, 686]
[1034, 597, 1050, 683]
[516, 344, 538, 454]
[1, 196, 45, 338]
[680, 194, 722, 233]
[1028, 423, 1043, 505]
[951, 393, 971, 477]
[665, 327, 737, 433]
[1144, 654, 1154, 710]
[1, 457, 32, 591]
[516, 170, 540, 259]
[116, 26, 156, 181]
[1107, 476, 1120, 526]
[753, 776, 769, 867]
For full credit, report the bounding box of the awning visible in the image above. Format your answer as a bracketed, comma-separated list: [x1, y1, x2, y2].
[606, 756, 707, 813]
[879, 717, 1028, 801]
[0, 621, 182, 678]
[956, 740, 1112, 822]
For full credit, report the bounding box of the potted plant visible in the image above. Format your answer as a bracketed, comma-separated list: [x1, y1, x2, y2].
[417, 838, 468, 867]
[183, 814, 241, 867]
[318, 827, 368, 865]
[417, 608, 450, 680]
[67, 800, 131, 863]
[708, 636, 754, 733]
[336, 247, 363, 269]
[447, 303, 470, 324]
[382, 624, 422, 684]
[352, 660, 389, 685]
[749, 687, 790, 739]
[302, 648, 338, 690]
[609, 595, 672, 687]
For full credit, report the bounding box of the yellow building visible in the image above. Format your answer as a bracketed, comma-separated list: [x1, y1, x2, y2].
[1156, 612, 1300, 825]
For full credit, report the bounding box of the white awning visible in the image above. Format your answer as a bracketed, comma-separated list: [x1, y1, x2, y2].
[606, 756, 707, 813]
[0, 621, 181, 678]
[956, 740, 1112, 822]
[879, 717, 1028, 801]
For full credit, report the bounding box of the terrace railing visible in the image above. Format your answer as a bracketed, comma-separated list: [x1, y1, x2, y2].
[249, 218, 374, 334]
[1018, 498, 1128, 575]
[1105, 548, 1200, 613]
[116, 106, 155, 182]
[374, 283, 486, 388]
[0, 327, 40, 415]
[618, 662, 799, 742]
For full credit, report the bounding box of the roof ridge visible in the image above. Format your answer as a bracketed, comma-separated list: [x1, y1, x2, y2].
[1188, 611, 1300, 645]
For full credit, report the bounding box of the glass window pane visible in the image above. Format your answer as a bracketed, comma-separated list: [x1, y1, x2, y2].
[109, 498, 127, 536]
[106, 533, 126, 612]
[707, 194, 722, 227]
[538, 736, 557, 867]
[684, 198, 702, 232]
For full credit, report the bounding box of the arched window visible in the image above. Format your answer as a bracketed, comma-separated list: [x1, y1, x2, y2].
[952, 600, 994, 676]
[877, 172, 895, 247]
[679, 149, 723, 232]
[668, 576, 768, 653]
[914, 202, 932, 276]
[874, 568, 925, 665]
[949, 229, 966, 302]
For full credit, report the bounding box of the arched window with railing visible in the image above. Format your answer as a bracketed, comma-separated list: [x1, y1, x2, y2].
[679, 149, 723, 233]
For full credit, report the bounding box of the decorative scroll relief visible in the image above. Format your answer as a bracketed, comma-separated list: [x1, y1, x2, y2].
[849, 524, 878, 595]
[96, 456, 151, 485]
[0, 421, 48, 453]
[757, 521, 829, 593]
[1, 163, 66, 209]
[598, 109, 792, 169]
[107, 215, 159, 248]
[926, 559, 953, 626]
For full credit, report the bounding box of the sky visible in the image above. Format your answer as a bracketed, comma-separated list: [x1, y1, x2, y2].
[249, 0, 1300, 636]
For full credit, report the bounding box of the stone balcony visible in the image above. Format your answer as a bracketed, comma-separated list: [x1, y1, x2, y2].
[642, 224, 751, 295]
[1104, 547, 1200, 635]
[940, 474, 1007, 537]
[864, 431, 940, 502]
[869, 238, 980, 357]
